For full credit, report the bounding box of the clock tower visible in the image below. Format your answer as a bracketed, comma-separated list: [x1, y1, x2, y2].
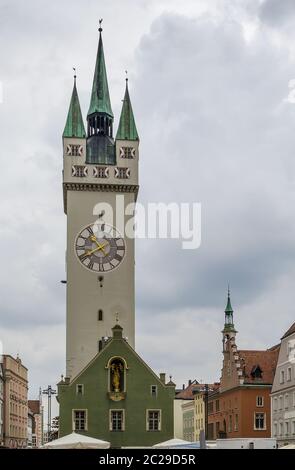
[62, 26, 139, 379]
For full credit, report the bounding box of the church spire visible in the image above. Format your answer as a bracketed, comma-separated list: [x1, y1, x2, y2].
[87, 22, 113, 118]
[63, 73, 86, 138]
[116, 77, 139, 141]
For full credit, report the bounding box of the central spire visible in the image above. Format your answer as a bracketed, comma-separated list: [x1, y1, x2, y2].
[87, 22, 113, 118]
[86, 22, 115, 165]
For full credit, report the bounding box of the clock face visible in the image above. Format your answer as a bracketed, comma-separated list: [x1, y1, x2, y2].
[75, 223, 126, 273]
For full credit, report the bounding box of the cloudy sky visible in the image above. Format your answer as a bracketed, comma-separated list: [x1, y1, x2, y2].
[1, 0, 295, 408]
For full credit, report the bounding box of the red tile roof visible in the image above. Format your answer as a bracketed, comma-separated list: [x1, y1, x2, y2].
[175, 381, 219, 399]
[28, 400, 40, 415]
[238, 345, 279, 385]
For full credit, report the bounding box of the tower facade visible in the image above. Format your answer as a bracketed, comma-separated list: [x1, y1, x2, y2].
[62, 28, 139, 379]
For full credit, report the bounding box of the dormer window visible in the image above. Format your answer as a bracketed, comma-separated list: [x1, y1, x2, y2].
[251, 365, 263, 379]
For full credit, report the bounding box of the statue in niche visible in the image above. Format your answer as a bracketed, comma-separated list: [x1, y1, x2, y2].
[110, 360, 124, 393]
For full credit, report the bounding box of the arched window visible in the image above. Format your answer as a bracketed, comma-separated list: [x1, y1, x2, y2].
[98, 309, 103, 321]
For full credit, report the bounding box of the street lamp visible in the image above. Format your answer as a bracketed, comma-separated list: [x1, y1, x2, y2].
[42, 385, 57, 442]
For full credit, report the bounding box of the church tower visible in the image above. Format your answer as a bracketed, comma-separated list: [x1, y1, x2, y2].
[62, 26, 139, 379]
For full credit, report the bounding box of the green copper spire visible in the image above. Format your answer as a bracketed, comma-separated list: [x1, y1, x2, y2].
[223, 285, 236, 332]
[87, 27, 113, 118]
[116, 78, 139, 141]
[63, 75, 86, 138]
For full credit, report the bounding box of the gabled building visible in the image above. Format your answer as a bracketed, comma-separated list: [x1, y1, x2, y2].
[58, 324, 175, 448]
[271, 321, 295, 447]
[208, 291, 279, 440]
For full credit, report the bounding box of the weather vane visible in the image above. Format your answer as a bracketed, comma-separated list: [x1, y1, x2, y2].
[99, 18, 103, 33]
[125, 70, 128, 82]
[73, 67, 76, 81]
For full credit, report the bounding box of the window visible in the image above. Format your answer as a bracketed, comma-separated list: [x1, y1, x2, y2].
[229, 415, 232, 432]
[256, 396, 264, 407]
[234, 414, 238, 431]
[287, 367, 292, 381]
[280, 370, 285, 384]
[147, 410, 161, 431]
[76, 384, 84, 395]
[216, 421, 220, 436]
[285, 394, 289, 409]
[208, 402, 214, 414]
[114, 167, 130, 179]
[285, 422, 289, 436]
[110, 410, 124, 431]
[215, 400, 220, 412]
[279, 395, 283, 410]
[66, 144, 83, 156]
[151, 385, 157, 397]
[73, 410, 87, 431]
[254, 413, 266, 430]
[292, 421, 295, 435]
[273, 422, 277, 437]
[93, 166, 109, 178]
[98, 309, 103, 321]
[279, 422, 283, 436]
[119, 146, 136, 159]
[71, 165, 88, 177]
[273, 397, 277, 411]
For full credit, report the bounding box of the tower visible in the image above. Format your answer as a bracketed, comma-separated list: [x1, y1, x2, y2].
[62, 27, 139, 379]
[222, 287, 237, 352]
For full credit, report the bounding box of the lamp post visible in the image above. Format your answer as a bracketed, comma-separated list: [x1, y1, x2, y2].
[42, 385, 57, 441]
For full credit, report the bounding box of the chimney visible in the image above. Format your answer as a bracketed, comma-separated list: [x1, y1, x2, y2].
[182, 384, 185, 390]
[159, 373, 166, 384]
[188, 379, 192, 386]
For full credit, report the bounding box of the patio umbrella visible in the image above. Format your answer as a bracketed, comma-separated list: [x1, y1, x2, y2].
[42, 432, 110, 449]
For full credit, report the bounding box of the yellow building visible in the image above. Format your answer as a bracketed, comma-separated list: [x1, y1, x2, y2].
[194, 391, 205, 441]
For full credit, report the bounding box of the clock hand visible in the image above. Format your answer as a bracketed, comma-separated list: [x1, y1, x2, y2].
[85, 241, 108, 257]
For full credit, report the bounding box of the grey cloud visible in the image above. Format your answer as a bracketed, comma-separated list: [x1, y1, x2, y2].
[259, 0, 295, 27]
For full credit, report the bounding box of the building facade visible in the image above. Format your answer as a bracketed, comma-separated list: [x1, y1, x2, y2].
[0, 361, 4, 447]
[271, 322, 295, 447]
[28, 400, 43, 448]
[58, 324, 175, 447]
[63, 25, 139, 380]
[3, 355, 28, 448]
[208, 292, 279, 440]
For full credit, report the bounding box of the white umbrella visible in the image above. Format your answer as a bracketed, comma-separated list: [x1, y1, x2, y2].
[42, 432, 110, 449]
[280, 443, 295, 449]
[153, 438, 194, 448]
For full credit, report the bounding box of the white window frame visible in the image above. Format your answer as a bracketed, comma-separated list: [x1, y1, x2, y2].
[254, 412, 266, 431]
[72, 409, 88, 431]
[150, 385, 158, 397]
[256, 396, 264, 407]
[280, 370, 285, 384]
[76, 384, 84, 395]
[109, 409, 125, 432]
[285, 394, 289, 410]
[287, 367, 292, 382]
[146, 409, 162, 432]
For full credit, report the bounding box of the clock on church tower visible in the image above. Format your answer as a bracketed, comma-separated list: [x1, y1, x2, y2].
[62, 25, 139, 379]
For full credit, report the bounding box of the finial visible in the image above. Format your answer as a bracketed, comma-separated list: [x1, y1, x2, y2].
[73, 67, 77, 84]
[228, 283, 230, 298]
[99, 18, 103, 33]
[125, 70, 128, 84]
[115, 312, 119, 324]
[169, 375, 172, 381]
